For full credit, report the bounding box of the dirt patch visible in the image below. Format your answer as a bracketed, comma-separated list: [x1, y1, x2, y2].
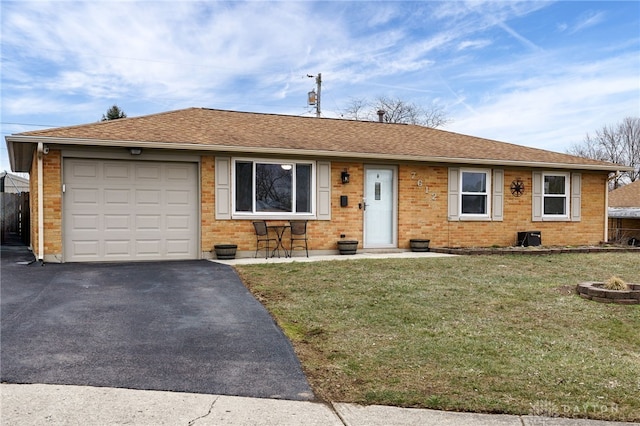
[553, 285, 576, 296]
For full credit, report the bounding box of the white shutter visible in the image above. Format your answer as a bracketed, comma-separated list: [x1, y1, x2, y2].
[316, 161, 331, 220]
[532, 171, 542, 221]
[571, 173, 581, 222]
[492, 169, 504, 221]
[448, 168, 459, 221]
[215, 157, 231, 220]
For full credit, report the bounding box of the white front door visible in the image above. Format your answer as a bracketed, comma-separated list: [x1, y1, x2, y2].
[363, 166, 397, 248]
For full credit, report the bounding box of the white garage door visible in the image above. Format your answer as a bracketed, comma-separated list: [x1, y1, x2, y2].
[63, 159, 198, 262]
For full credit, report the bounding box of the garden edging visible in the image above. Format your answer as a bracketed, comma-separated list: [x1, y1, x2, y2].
[430, 246, 640, 256]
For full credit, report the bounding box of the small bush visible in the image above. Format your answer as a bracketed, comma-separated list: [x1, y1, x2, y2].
[604, 276, 629, 290]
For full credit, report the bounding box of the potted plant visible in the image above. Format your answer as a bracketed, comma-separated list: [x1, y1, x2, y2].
[410, 239, 430, 252]
[337, 240, 358, 255]
[213, 244, 237, 259]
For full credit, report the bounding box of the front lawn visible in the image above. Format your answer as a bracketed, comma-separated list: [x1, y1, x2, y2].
[236, 253, 640, 422]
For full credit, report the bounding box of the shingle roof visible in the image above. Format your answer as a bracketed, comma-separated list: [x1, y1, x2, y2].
[609, 180, 640, 207]
[8, 107, 623, 170]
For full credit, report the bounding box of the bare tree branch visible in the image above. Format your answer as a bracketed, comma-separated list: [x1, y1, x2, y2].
[620, 117, 640, 182]
[341, 96, 450, 128]
[342, 98, 369, 121]
[567, 117, 640, 188]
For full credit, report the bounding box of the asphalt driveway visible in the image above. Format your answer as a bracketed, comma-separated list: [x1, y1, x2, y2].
[0, 242, 313, 400]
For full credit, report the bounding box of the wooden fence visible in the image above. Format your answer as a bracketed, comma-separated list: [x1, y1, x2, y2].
[1, 192, 30, 245]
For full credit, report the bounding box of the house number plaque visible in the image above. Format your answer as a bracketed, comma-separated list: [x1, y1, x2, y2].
[411, 171, 430, 194]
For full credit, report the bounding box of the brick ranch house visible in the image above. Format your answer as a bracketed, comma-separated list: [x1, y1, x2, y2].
[608, 179, 640, 245]
[5, 108, 629, 262]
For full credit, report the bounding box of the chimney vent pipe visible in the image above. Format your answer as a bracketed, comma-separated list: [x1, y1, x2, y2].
[377, 110, 385, 123]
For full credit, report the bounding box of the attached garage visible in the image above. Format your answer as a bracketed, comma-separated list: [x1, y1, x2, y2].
[63, 158, 198, 262]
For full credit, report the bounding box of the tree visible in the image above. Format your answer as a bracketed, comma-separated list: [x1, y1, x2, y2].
[101, 105, 127, 121]
[567, 117, 640, 188]
[342, 96, 450, 128]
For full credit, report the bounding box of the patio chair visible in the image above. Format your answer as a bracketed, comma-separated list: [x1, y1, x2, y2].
[253, 221, 277, 259]
[289, 220, 309, 257]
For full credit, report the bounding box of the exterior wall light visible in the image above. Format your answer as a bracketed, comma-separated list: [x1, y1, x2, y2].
[129, 148, 142, 155]
[341, 170, 350, 184]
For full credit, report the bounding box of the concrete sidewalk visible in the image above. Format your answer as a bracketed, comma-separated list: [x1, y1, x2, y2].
[211, 250, 456, 266]
[1, 384, 637, 426]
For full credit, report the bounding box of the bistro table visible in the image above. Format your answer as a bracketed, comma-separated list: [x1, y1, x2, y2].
[266, 223, 290, 258]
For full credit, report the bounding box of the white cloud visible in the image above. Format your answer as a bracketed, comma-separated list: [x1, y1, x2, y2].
[3, 2, 350, 115]
[495, 21, 543, 52]
[1, 0, 638, 172]
[457, 39, 492, 51]
[445, 51, 640, 151]
[363, 4, 401, 27]
[570, 10, 606, 34]
[2, 1, 555, 115]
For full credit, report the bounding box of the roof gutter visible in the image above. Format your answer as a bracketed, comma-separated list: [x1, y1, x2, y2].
[608, 207, 640, 218]
[6, 135, 632, 173]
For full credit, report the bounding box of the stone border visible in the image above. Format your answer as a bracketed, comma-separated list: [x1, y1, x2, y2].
[430, 246, 640, 256]
[576, 282, 640, 305]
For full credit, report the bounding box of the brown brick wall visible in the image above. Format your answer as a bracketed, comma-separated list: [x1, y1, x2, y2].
[28, 148, 63, 260]
[43, 150, 62, 257]
[204, 159, 609, 252]
[325, 162, 364, 243]
[201, 156, 216, 251]
[396, 166, 607, 247]
[202, 161, 367, 253]
[32, 153, 611, 260]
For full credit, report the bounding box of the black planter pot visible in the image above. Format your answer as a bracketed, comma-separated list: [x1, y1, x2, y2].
[214, 244, 237, 260]
[410, 239, 430, 252]
[337, 240, 358, 255]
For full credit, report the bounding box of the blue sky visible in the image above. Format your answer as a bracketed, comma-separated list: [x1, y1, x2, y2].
[1, 1, 639, 172]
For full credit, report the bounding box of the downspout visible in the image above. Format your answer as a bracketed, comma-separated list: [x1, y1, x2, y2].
[37, 142, 44, 262]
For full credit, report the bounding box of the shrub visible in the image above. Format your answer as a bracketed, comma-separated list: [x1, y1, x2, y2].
[604, 276, 629, 291]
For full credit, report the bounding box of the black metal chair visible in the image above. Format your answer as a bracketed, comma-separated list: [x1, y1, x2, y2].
[253, 221, 277, 258]
[289, 220, 309, 257]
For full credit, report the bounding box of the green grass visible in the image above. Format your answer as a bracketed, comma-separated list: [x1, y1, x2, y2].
[236, 253, 640, 422]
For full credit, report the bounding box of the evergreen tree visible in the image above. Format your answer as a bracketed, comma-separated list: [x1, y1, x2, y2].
[101, 105, 127, 121]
